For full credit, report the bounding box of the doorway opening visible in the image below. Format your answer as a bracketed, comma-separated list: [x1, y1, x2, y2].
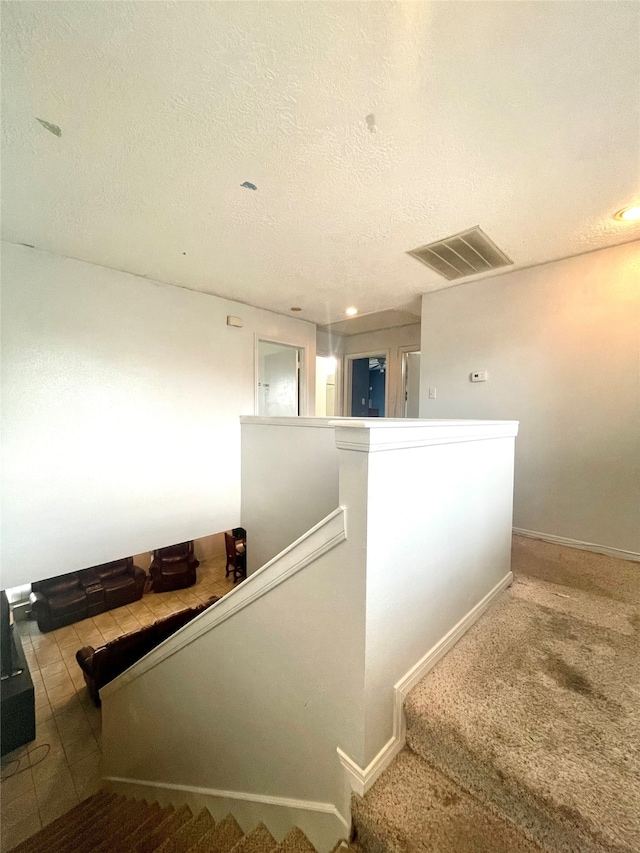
[316, 356, 337, 417]
[257, 341, 303, 416]
[402, 350, 421, 417]
[346, 353, 387, 417]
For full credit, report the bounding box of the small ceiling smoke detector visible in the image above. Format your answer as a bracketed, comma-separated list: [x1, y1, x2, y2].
[346, 307, 358, 316]
[408, 226, 513, 281]
[614, 204, 640, 222]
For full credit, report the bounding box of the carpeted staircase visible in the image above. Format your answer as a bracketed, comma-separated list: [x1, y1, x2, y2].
[9, 792, 321, 853]
[351, 537, 640, 853]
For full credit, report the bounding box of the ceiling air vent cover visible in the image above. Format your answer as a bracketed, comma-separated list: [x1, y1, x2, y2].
[408, 226, 513, 281]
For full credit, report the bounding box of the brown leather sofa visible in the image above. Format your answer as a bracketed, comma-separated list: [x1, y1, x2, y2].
[30, 558, 146, 633]
[150, 541, 199, 592]
[76, 596, 218, 705]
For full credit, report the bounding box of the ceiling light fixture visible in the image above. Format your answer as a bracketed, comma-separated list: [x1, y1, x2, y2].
[345, 307, 358, 316]
[614, 204, 640, 222]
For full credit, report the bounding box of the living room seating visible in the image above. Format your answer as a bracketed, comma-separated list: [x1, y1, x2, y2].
[76, 596, 218, 705]
[30, 558, 146, 633]
[225, 528, 247, 583]
[150, 541, 199, 592]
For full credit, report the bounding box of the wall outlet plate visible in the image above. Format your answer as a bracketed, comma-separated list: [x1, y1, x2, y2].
[471, 370, 488, 382]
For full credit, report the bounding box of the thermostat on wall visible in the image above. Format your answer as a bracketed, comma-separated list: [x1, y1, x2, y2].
[471, 370, 488, 382]
[227, 316, 243, 328]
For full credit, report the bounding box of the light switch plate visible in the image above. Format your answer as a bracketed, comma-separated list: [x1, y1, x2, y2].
[471, 370, 488, 382]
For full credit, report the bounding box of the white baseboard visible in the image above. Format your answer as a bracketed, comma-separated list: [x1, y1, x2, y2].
[103, 775, 349, 853]
[513, 528, 640, 563]
[337, 571, 513, 796]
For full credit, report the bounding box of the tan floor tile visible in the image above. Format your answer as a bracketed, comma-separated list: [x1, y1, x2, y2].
[35, 702, 54, 725]
[0, 764, 35, 805]
[0, 808, 41, 851]
[38, 789, 79, 828]
[50, 691, 82, 717]
[42, 665, 73, 689]
[34, 646, 63, 668]
[30, 747, 71, 787]
[63, 732, 100, 765]
[45, 680, 75, 704]
[55, 705, 91, 735]
[51, 625, 79, 643]
[55, 631, 83, 651]
[30, 633, 57, 651]
[1, 788, 38, 829]
[1, 753, 31, 781]
[68, 749, 102, 790]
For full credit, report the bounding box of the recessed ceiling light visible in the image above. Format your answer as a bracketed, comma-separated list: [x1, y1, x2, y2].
[614, 204, 640, 222]
[290, 307, 302, 312]
[346, 307, 358, 316]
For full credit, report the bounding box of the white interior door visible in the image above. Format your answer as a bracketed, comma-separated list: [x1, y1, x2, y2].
[258, 341, 300, 416]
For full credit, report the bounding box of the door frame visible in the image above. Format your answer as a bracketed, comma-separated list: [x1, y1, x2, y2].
[399, 346, 422, 418]
[254, 336, 310, 416]
[343, 349, 391, 418]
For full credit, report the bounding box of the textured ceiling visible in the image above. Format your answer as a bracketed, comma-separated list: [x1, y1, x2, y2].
[2, 1, 639, 326]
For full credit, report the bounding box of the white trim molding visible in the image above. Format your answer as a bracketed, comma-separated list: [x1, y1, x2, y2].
[337, 572, 513, 796]
[513, 528, 640, 563]
[104, 776, 349, 852]
[101, 506, 347, 699]
[332, 419, 519, 453]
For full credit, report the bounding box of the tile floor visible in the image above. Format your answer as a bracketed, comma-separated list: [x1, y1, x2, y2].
[0, 554, 238, 852]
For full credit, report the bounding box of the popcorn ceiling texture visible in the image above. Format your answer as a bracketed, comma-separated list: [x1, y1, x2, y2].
[2, 1, 639, 323]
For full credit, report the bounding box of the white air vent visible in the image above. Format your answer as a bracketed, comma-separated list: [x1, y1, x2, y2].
[408, 226, 513, 281]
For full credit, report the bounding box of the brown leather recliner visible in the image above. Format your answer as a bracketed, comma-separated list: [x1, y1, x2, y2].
[76, 597, 218, 705]
[150, 541, 199, 593]
[30, 573, 88, 633]
[84, 557, 146, 611]
[30, 558, 146, 633]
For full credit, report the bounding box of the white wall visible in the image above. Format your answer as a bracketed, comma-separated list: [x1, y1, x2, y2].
[1, 242, 316, 588]
[241, 418, 340, 573]
[102, 417, 518, 845]
[102, 509, 364, 851]
[420, 242, 640, 556]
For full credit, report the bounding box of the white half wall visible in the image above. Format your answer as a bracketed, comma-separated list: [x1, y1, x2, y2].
[241, 417, 340, 574]
[420, 241, 640, 555]
[333, 419, 518, 765]
[0, 242, 316, 588]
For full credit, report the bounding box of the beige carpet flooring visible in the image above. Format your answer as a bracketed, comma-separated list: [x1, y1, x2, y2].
[353, 536, 640, 853]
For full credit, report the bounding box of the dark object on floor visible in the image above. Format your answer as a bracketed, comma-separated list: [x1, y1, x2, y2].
[149, 541, 199, 592]
[225, 529, 246, 583]
[0, 598, 35, 755]
[76, 596, 218, 705]
[29, 558, 146, 632]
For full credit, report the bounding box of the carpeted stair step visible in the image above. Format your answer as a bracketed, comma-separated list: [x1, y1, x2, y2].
[54, 795, 131, 853]
[186, 813, 244, 853]
[59, 795, 145, 853]
[9, 792, 118, 853]
[274, 826, 318, 853]
[92, 800, 164, 852]
[137, 803, 193, 853]
[8, 789, 320, 853]
[351, 748, 543, 853]
[403, 575, 640, 853]
[229, 822, 277, 853]
[155, 807, 216, 853]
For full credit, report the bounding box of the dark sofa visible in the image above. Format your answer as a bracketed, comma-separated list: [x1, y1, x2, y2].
[75, 596, 218, 705]
[30, 558, 146, 633]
